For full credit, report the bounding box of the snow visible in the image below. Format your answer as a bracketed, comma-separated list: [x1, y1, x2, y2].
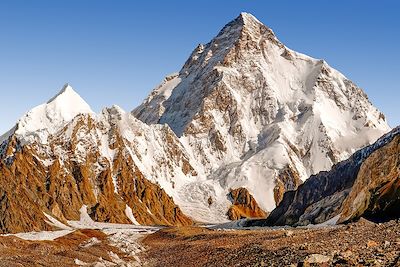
[13, 84, 94, 144]
[133, 12, 391, 221]
[0, 126, 16, 145]
[67, 205, 98, 229]
[3, 205, 158, 247]
[43, 213, 73, 230]
[239, 12, 263, 25]
[1, 206, 158, 267]
[0, 213, 74, 241]
[105, 229, 149, 266]
[3, 230, 73, 241]
[68, 205, 159, 266]
[67, 205, 159, 232]
[125, 205, 140, 225]
[132, 73, 182, 125]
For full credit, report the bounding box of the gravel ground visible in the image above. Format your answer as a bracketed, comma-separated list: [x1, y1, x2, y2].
[142, 218, 400, 267]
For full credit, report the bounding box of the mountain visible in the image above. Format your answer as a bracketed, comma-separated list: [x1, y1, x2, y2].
[0, 84, 94, 145]
[0, 86, 194, 233]
[0, 13, 392, 231]
[244, 126, 399, 227]
[133, 13, 390, 219]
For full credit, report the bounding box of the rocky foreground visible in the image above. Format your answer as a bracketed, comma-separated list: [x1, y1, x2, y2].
[142, 219, 400, 267]
[0, 218, 398, 266]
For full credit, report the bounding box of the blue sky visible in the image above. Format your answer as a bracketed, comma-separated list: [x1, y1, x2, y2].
[0, 1, 399, 134]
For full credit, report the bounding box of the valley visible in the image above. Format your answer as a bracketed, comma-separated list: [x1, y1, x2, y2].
[1, 218, 399, 266]
[0, 11, 398, 267]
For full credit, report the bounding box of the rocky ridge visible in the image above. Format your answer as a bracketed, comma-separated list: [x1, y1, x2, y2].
[245, 126, 400, 227]
[0, 87, 193, 233]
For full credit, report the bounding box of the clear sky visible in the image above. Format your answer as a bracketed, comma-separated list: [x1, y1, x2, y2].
[1, 1, 399, 134]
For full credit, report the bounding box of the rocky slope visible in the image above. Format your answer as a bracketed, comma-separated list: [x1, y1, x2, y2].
[133, 12, 390, 220]
[0, 86, 193, 233]
[143, 219, 400, 267]
[245, 126, 399, 227]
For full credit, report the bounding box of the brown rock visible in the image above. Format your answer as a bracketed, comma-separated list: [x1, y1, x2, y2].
[273, 164, 302, 205]
[339, 135, 400, 223]
[0, 114, 193, 234]
[367, 240, 378, 248]
[227, 188, 267, 220]
[302, 254, 331, 267]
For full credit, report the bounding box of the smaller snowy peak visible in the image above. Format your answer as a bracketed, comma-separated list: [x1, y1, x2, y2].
[13, 84, 94, 144]
[47, 83, 74, 103]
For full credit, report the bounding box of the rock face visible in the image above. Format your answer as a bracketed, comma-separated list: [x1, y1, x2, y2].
[0, 87, 193, 233]
[245, 126, 400, 227]
[339, 132, 400, 223]
[133, 12, 390, 220]
[226, 188, 267, 220]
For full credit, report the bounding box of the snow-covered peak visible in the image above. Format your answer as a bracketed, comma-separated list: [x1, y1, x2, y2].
[134, 13, 391, 219]
[220, 12, 276, 42]
[13, 84, 94, 144]
[47, 83, 74, 103]
[224, 12, 264, 32]
[238, 12, 263, 26]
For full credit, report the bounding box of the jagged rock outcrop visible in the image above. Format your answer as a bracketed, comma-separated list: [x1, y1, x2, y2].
[273, 165, 302, 205]
[339, 133, 400, 222]
[133, 12, 390, 220]
[227, 188, 267, 220]
[244, 126, 400, 227]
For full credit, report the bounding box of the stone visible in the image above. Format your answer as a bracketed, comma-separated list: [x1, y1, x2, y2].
[299, 243, 310, 250]
[285, 230, 294, 237]
[303, 254, 331, 266]
[367, 240, 378, 248]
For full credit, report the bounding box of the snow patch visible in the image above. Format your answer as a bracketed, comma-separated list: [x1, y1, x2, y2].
[2, 230, 73, 241]
[125, 205, 140, 225]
